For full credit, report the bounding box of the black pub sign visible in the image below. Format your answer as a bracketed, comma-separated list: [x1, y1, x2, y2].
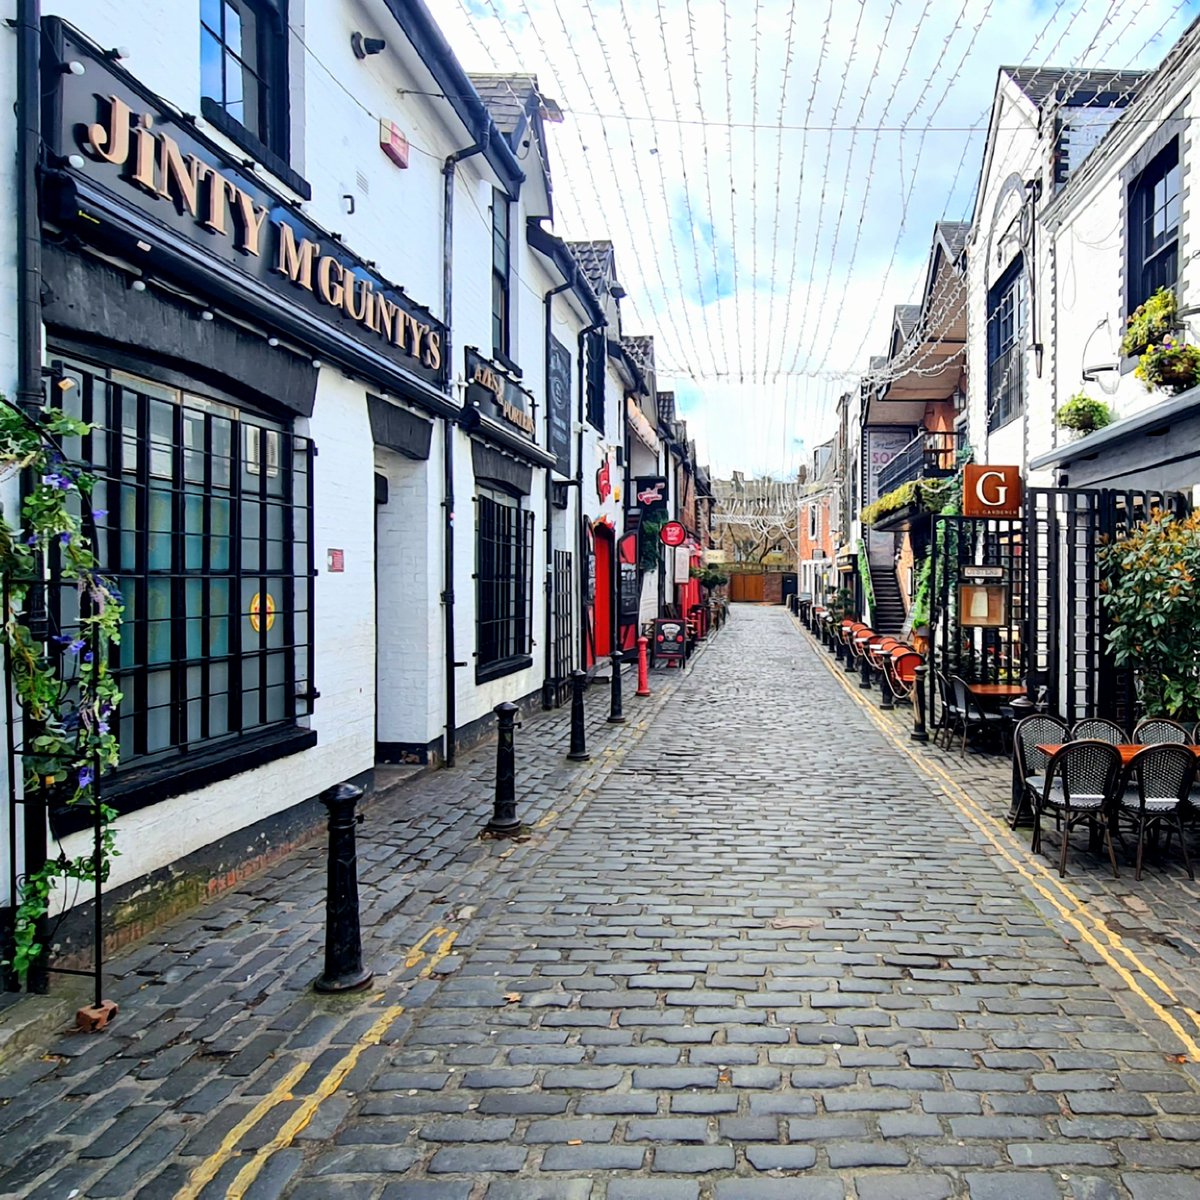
[465, 348, 536, 440]
[44, 22, 446, 389]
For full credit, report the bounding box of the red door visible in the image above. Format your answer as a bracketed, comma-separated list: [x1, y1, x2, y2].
[593, 525, 614, 660]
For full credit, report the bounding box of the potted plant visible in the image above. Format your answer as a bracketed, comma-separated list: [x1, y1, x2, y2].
[1121, 287, 1177, 358]
[1057, 392, 1113, 437]
[1100, 507, 1200, 721]
[1135, 335, 1200, 394]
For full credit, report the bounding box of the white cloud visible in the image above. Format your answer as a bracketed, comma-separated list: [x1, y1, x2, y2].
[437, 0, 1198, 476]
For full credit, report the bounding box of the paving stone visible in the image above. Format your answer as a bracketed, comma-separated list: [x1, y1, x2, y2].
[1122, 1175, 1200, 1199]
[714, 1183, 844, 1200]
[652, 1145, 735, 1172]
[427, 1146, 528, 1173]
[854, 1177, 955, 1200]
[419, 1117, 516, 1142]
[825, 1142, 908, 1168]
[525, 1118, 616, 1143]
[743, 1144, 817, 1170]
[381, 1186, 472, 1200]
[966, 1173, 1062, 1200]
[626, 1117, 711, 1142]
[606, 1183, 699, 1200]
[484, 1183, 595, 1200]
[540, 1145, 645, 1171]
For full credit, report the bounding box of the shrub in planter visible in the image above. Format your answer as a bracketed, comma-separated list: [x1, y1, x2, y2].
[1121, 287, 1177, 358]
[1057, 392, 1113, 434]
[1135, 336, 1200, 394]
[1100, 507, 1200, 721]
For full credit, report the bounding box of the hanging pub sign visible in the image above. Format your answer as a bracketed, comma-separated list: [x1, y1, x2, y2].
[547, 335, 572, 475]
[660, 521, 687, 547]
[634, 476, 669, 515]
[963, 464, 1023, 520]
[464, 348, 535, 439]
[596, 459, 612, 503]
[45, 23, 447, 388]
[653, 618, 687, 663]
[961, 565, 1007, 583]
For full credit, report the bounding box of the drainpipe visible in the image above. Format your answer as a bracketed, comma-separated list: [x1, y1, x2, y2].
[13, 0, 47, 993]
[576, 319, 606, 669]
[542, 272, 574, 708]
[441, 131, 491, 767]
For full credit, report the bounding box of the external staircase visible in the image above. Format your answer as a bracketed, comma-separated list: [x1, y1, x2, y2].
[869, 565, 907, 636]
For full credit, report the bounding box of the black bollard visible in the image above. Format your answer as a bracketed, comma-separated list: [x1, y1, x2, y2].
[859, 650, 873, 689]
[315, 782, 373, 993]
[485, 702, 522, 836]
[911, 664, 930, 742]
[880, 664, 894, 710]
[608, 653, 626, 724]
[567, 669, 590, 761]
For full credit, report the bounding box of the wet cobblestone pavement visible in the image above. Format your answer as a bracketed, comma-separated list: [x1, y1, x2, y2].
[3, 606, 1200, 1199]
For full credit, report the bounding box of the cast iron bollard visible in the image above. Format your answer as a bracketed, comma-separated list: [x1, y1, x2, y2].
[567, 669, 590, 761]
[608, 653, 627, 724]
[859, 647, 874, 689]
[636, 636, 651, 696]
[911, 664, 930, 742]
[880, 664, 894, 710]
[485, 702, 522, 836]
[315, 782, 373, 993]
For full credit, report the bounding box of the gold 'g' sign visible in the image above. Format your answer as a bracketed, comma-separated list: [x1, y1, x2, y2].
[249, 592, 276, 634]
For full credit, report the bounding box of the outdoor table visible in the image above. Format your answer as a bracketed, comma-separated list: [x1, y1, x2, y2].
[966, 683, 1027, 701]
[1038, 743, 1200, 765]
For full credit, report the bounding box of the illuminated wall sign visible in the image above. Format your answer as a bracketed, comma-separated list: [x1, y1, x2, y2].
[963, 464, 1023, 520]
[48, 25, 446, 387]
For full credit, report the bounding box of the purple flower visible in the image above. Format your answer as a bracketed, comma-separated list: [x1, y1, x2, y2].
[83, 651, 94, 663]
[25, 534, 38, 546]
[66, 638, 86, 656]
[59, 531, 72, 546]
[78, 766, 93, 789]
[42, 473, 71, 491]
[98, 720, 110, 735]
[91, 509, 108, 521]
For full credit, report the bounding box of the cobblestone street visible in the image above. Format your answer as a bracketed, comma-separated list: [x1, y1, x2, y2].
[4, 606, 1200, 1199]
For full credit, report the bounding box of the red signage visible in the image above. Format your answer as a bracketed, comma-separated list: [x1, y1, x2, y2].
[660, 521, 687, 547]
[596, 460, 612, 503]
[963, 465, 1023, 520]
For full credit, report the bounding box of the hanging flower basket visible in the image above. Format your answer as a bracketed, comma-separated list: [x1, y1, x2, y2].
[1135, 337, 1200, 394]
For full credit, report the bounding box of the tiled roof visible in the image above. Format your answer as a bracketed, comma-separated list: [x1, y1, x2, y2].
[936, 221, 969, 259]
[894, 304, 921, 338]
[1003, 67, 1146, 108]
[623, 335, 655, 373]
[566, 240, 614, 295]
[467, 73, 539, 136]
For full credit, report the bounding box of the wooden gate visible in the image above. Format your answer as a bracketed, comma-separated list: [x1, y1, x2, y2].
[730, 573, 765, 603]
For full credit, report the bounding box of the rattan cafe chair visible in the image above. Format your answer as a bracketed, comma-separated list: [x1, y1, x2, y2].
[1120, 744, 1197, 881]
[1012, 714, 1071, 829]
[1071, 717, 1125, 745]
[1034, 740, 1123, 878]
[1132, 717, 1191, 745]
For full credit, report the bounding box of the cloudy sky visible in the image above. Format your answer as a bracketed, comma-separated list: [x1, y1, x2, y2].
[437, 0, 1198, 478]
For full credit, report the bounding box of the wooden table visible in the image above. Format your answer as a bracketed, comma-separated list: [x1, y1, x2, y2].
[966, 683, 1027, 700]
[1039, 743, 1200, 765]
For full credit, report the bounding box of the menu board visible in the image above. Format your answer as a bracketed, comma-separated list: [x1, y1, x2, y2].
[547, 336, 572, 476]
[619, 562, 640, 620]
[654, 618, 687, 662]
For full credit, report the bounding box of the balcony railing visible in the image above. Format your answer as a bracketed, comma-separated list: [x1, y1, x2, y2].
[876, 428, 961, 497]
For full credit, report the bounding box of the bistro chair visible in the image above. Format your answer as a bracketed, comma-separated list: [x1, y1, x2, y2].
[1192, 721, 1200, 746]
[951, 675, 1009, 753]
[933, 670, 964, 749]
[1011, 714, 1071, 829]
[885, 650, 923, 701]
[1132, 717, 1191, 745]
[1033, 740, 1123, 878]
[1119, 744, 1196, 881]
[1071, 717, 1126, 745]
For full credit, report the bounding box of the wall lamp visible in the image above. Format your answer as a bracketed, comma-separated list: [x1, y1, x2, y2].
[351, 33, 386, 58]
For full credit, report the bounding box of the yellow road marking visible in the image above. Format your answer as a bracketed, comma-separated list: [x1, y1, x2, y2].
[798, 620, 1200, 1061]
[533, 809, 559, 829]
[181, 923, 459, 1198]
[223, 1003, 405, 1199]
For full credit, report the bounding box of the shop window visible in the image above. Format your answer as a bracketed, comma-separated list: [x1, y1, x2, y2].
[1127, 138, 1180, 312]
[475, 489, 534, 681]
[492, 190, 511, 360]
[987, 258, 1025, 433]
[585, 330, 606, 433]
[50, 356, 314, 777]
[201, 0, 290, 166]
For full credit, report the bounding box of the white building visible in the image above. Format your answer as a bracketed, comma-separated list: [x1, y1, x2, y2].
[0, 0, 657, 972]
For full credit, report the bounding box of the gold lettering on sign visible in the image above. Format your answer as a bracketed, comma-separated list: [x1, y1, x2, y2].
[426, 331, 442, 372]
[342, 274, 371, 323]
[202, 172, 234, 235]
[233, 189, 268, 256]
[375, 296, 398, 342]
[130, 115, 157, 193]
[316, 256, 345, 306]
[275, 223, 318, 291]
[157, 134, 205, 216]
[84, 95, 132, 165]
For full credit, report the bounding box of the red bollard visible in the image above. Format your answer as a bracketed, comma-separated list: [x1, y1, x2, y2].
[636, 636, 651, 696]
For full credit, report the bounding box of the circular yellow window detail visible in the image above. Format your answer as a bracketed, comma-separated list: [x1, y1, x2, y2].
[249, 592, 277, 633]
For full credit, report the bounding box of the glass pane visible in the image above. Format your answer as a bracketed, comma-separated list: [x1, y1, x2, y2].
[243, 690, 261, 728]
[184, 413, 205, 483]
[224, 50, 245, 121]
[209, 615, 229, 656]
[224, 0, 244, 56]
[265, 684, 286, 723]
[187, 697, 203, 743]
[212, 418, 233, 490]
[201, 28, 222, 103]
[148, 619, 172, 664]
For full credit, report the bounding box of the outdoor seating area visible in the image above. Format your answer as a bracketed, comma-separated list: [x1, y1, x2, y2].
[796, 604, 926, 705]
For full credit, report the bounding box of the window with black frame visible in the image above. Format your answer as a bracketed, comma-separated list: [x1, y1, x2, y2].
[475, 489, 534, 681]
[492, 190, 511, 359]
[987, 259, 1025, 433]
[585, 330, 606, 433]
[200, 0, 288, 159]
[48, 356, 314, 776]
[1127, 139, 1181, 311]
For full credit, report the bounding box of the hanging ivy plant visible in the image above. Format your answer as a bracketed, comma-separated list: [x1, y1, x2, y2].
[0, 401, 124, 982]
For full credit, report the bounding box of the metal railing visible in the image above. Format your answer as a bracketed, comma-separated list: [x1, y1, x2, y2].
[876, 428, 960, 497]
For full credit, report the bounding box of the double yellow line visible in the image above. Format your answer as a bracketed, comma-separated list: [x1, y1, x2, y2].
[179, 928, 457, 1200]
[800, 621, 1200, 1063]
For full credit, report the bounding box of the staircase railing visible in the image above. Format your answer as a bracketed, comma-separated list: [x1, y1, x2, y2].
[876, 428, 961, 497]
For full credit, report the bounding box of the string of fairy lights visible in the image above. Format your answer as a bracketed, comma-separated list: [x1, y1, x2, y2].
[423, 2, 1194, 478]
